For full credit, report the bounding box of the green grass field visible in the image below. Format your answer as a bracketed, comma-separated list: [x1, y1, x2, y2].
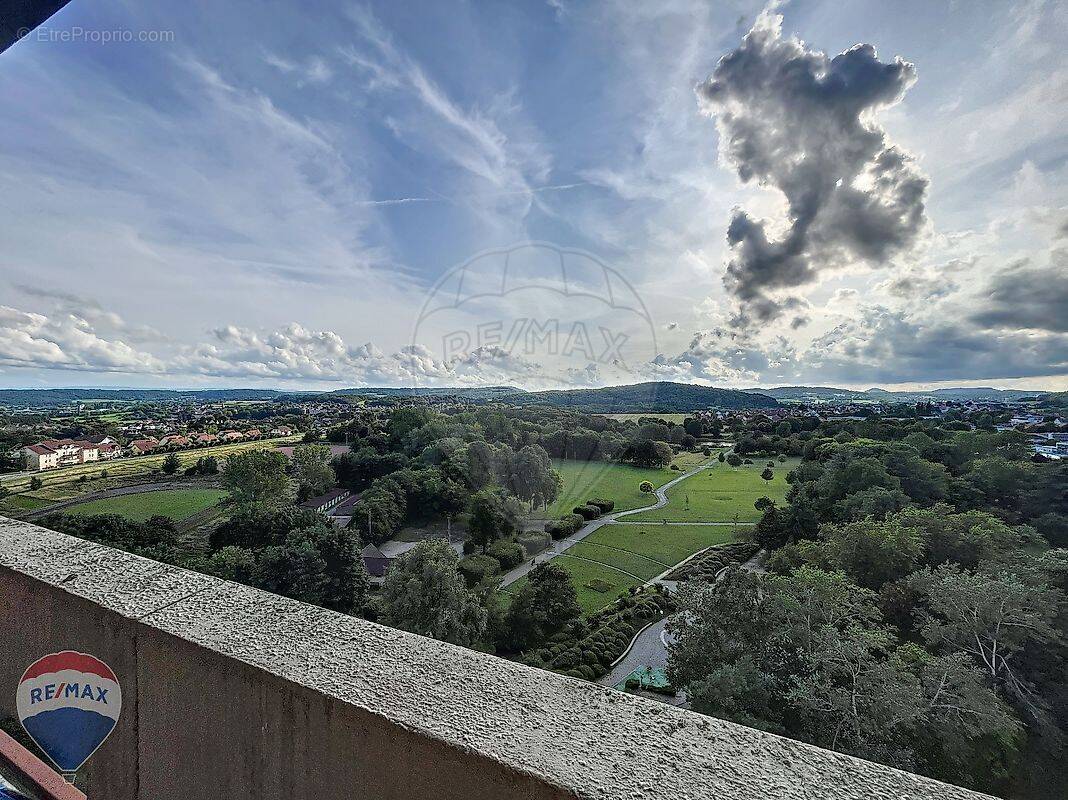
[0, 436, 299, 502]
[624, 458, 797, 523]
[583, 523, 743, 566]
[0, 494, 52, 513]
[505, 558, 646, 615]
[63, 489, 228, 522]
[544, 459, 675, 517]
[504, 521, 744, 614]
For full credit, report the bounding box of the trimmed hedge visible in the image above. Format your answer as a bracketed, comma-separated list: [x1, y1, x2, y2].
[529, 588, 677, 682]
[573, 504, 602, 521]
[458, 554, 501, 585]
[544, 512, 585, 540]
[486, 539, 525, 570]
[665, 541, 759, 582]
[587, 498, 615, 513]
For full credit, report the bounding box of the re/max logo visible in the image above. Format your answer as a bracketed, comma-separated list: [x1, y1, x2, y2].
[29, 682, 109, 704]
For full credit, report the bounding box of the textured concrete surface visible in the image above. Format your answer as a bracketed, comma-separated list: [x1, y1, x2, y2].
[0, 516, 993, 800]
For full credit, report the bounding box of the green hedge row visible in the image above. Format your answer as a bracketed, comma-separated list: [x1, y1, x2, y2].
[521, 588, 676, 681]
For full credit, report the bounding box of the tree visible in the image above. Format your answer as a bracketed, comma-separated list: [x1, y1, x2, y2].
[467, 487, 522, 553]
[380, 539, 487, 646]
[292, 443, 336, 497]
[503, 563, 581, 651]
[761, 466, 774, 483]
[667, 567, 1021, 789]
[909, 564, 1065, 709]
[161, 452, 181, 475]
[619, 439, 673, 468]
[639, 480, 654, 494]
[256, 523, 368, 612]
[718, 452, 726, 463]
[511, 445, 560, 507]
[29, 476, 43, 491]
[222, 449, 290, 505]
[726, 453, 743, 467]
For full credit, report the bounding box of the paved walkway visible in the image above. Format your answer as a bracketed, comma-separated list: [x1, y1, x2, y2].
[609, 521, 738, 526]
[598, 616, 674, 687]
[499, 462, 714, 588]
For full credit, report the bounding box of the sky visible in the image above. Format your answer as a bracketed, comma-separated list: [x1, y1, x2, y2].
[0, 0, 1066, 392]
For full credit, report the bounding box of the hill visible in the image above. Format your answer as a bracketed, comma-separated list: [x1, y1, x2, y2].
[502, 382, 777, 412]
[0, 388, 284, 407]
[747, 386, 1049, 403]
[329, 386, 523, 401]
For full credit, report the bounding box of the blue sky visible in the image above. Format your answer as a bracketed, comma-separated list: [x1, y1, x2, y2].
[1, 0, 1066, 390]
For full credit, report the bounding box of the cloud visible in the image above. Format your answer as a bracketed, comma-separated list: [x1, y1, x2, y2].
[263, 52, 334, 86]
[340, 6, 550, 204]
[971, 249, 1068, 332]
[172, 323, 547, 387]
[0, 306, 164, 374]
[697, 10, 928, 322]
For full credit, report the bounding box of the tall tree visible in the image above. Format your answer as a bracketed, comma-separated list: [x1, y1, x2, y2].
[380, 539, 487, 646]
[223, 449, 291, 505]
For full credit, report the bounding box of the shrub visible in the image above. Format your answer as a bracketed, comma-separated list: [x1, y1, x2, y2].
[545, 513, 585, 539]
[670, 464, 680, 471]
[486, 539, 525, 570]
[587, 498, 615, 513]
[573, 504, 601, 521]
[639, 480, 654, 493]
[457, 554, 501, 585]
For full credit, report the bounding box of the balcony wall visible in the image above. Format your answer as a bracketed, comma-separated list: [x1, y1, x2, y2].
[0, 517, 990, 800]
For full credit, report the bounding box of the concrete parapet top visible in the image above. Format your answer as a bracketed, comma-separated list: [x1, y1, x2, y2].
[0, 516, 991, 800]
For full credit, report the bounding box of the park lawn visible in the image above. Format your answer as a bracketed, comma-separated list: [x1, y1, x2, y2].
[565, 541, 667, 580]
[583, 523, 743, 566]
[625, 458, 798, 523]
[64, 489, 228, 523]
[671, 450, 717, 471]
[501, 558, 642, 615]
[544, 460, 673, 518]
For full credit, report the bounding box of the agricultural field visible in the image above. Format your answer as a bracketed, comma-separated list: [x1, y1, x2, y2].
[624, 458, 798, 523]
[63, 489, 228, 523]
[544, 459, 674, 518]
[0, 436, 299, 503]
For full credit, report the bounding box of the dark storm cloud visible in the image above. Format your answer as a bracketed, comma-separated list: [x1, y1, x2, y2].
[806, 305, 1068, 383]
[971, 250, 1068, 332]
[698, 11, 928, 322]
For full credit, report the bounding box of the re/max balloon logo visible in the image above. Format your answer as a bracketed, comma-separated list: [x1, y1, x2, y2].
[16, 651, 122, 774]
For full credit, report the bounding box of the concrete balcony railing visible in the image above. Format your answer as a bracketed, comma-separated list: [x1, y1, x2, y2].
[0, 516, 990, 800]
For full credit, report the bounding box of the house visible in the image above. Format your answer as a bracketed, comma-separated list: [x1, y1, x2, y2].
[219, 431, 244, 442]
[245, 429, 262, 439]
[86, 435, 120, 446]
[270, 426, 293, 437]
[299, 488, 351, 514]
[361, 544, 390, 578]
[159, 435, 191, 449]
[95, 442, 121, 460]
[20, 444, 59, 471]
[194, 433, 218, 445]
[128, 438, 159, 455]
[21, 439, 99, 470]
